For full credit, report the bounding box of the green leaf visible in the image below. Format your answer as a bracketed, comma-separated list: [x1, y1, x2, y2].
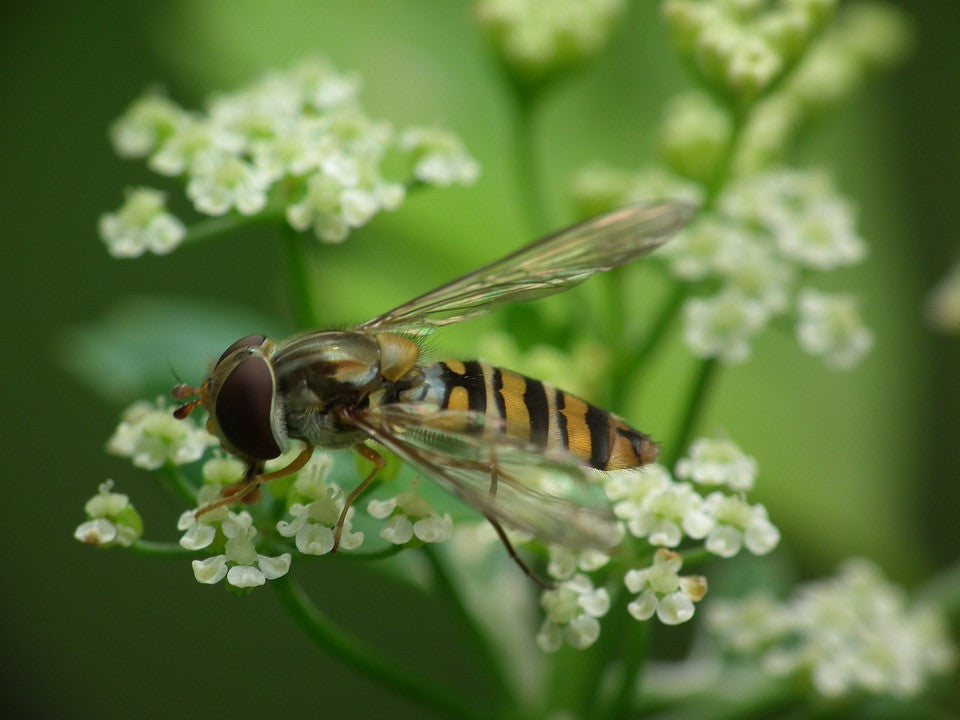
[59, 296, 284, 404]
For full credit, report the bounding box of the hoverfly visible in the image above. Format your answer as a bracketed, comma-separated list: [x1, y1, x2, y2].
[173, 202, 694, 585]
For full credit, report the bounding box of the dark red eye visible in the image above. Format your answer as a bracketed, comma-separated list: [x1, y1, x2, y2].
[216, 335, 267, 366]
[215, 352, 282, 460]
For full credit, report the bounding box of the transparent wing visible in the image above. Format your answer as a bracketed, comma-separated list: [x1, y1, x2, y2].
[357, 201, 695, 335]
[351, 402, 622, 549]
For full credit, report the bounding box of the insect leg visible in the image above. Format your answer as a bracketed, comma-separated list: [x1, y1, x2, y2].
[333, 444, 385, 552]
[484, 463, 555, 590]
[194, 445, 315, 519]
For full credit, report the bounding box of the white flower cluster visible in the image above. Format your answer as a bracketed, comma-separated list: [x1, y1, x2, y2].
[536, 573, 611, 651]
[106, 398, 214, 470]
[277, 454, 364, 555]
[475, 0, 626, 85]
[665, 168, 872, 368]
[177, 457, 292, 588]
[708, 559, 957, 699]
[625, 548, 707, 625]
[663, 0, 837, 104]
[605, 439, 780, 559]
[190, 511, 292, 589]
[74, 480, 143, 548]
[101, 57, 478, 256]
[532, 437, 772, 651]
[367, 480, 454, 545]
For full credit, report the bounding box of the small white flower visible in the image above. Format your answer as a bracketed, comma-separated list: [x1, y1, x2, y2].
[604, 465, 674, 520]
[74, 480, 142, 547]
[702, 493, 780, 557]
[536, 573, 610, 652]
[148, 116, 246, 177]
[712, 559, 957, 699]
[546, 545, 611, 581]
[99, 188, 186, 258]
[726, 34, 783, 97]
[399, 127, 480, 186]
[106, 398, 214, 470]
[683, 288, 769, 363]
[177, 484, 229, 550]
[796, 289, 873, 369]
[624, 481, 713, 547]
[776, 196, 865, 270]
[193, 511, 291, 588]
[624, 549, 707, 625]
[276, 455, 363, 554]
[674, 437, 758, 492]
[109, 90, 190, 159]
[368, 480, 453, 545]
[475, 0, 626, 83]
[186, 154, 271, 216]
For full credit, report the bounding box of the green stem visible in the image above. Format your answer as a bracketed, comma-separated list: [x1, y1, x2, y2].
[604, 279, 688, 411]
[181, 208, 283, 247]
[272, 573, 494, 720]
[281, 225, 323, 328]
[159, 462, 198, 506]
[127, 539, 198, 559]
[421, 546, 520, 716]
[602, 613, 650, 720]
[510, 88, 550, 236]
[666, 357, 719, 468]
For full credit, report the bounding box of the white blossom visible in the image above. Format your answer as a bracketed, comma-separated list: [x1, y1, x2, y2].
[74, 480, 142, 547]
[192, 511, 291, 588]
[106, 398, 213, 470]
[796, 289, 873, 369]
[186, 154, 271, 216]
[701, 493, 780, 557]
[367, 480, 453, 545]
[399, 127, 480, 186]
[674, 437, 758, 491]
[99, 188, 186, 258]
[475, 0, 626, 83]
[624, 549, 707, 625]
[536, 573, 610, 652]
[682, 288, 770, 363]
[276, 454, 363, 554]
[709, 559, 957, 698]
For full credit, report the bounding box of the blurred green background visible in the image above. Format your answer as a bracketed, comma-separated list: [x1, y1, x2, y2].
[2, 1, 958, 717]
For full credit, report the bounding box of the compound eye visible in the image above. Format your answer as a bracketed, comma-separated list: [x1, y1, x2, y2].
[216, 334, 267, 367]
[215, 352, 282, 460]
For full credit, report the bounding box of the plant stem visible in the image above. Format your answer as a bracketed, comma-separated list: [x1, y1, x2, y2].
[272, 573, 494, 720]
[181, 208, 283, 247]
[602, 611, 650, 720]
[128, 539, 198, 559]
[604, 279, 688, 411]
[666, 357, 719, 468]
[510, 88, 550, 236]
[281, 224, 323, 328]
[159, 462, 198, 506]
[421, 546, 519, 716]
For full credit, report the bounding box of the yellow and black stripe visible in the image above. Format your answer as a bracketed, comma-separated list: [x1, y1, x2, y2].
[432, 360, 658, 470]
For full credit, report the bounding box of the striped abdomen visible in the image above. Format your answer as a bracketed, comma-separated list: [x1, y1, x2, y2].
[419, 360, 658, 471]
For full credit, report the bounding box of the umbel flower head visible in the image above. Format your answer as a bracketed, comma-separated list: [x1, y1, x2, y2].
[74, 480, 143, 548]
[708, 559, 957, 699]
[101, 57, 478, 256]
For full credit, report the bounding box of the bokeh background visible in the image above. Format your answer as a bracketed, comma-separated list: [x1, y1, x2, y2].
[2, 1, 958, 717]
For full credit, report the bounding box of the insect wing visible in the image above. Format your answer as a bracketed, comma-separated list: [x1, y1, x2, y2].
[352, 403, 622, 549]
[357, 201, 695, 335]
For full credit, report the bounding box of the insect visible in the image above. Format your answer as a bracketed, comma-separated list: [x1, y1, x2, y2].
[173, 202, 694, 585]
